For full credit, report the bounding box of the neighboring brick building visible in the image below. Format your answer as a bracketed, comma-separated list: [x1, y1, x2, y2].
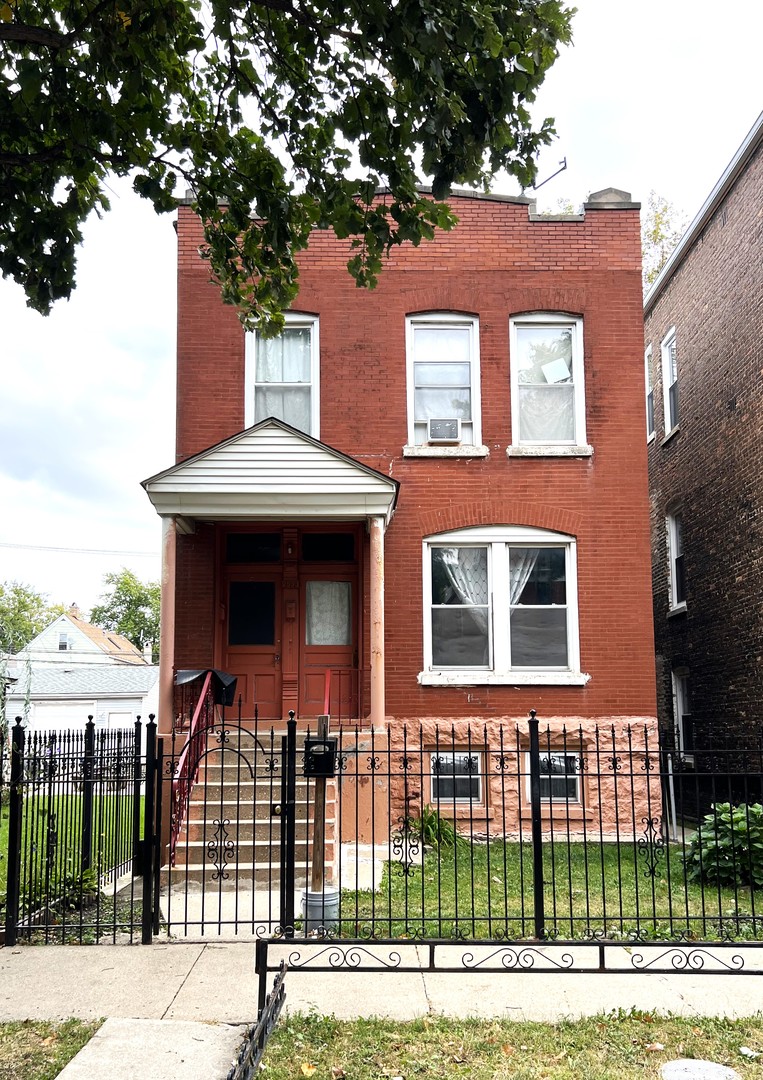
[644, 110, 763, 754]
[144, 186, 656, 811]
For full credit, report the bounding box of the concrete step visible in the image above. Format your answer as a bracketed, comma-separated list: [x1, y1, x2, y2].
[179, 816, 335, 844]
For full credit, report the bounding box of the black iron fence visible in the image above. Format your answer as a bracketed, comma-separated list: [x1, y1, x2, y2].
[2, 716, 157, 944]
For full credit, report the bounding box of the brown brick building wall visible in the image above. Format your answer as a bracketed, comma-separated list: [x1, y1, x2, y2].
[645, 131, 763, 744]
[173, 192, 656, 727]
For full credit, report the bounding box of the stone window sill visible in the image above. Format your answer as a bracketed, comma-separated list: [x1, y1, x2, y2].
[507, 444, 593, 458]
[403, 444, 490, 458]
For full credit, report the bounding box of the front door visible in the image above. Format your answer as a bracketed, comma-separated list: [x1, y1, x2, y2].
[221, 526, 360, 720]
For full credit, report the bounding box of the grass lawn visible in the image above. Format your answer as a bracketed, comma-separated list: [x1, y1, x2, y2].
[339, 839, 762, 941]
[0, 1019, 100, 1080]
[264, 1012, 763, 1080]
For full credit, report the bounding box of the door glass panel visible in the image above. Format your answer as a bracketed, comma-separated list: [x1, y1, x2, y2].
[226, 533, 281, 563]
[228, 582, 276, 645]
[306, 581, 351, 645]
[301, 533, 355, 561]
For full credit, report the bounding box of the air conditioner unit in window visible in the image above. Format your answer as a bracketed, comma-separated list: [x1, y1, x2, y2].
[427, 418, 461, 444]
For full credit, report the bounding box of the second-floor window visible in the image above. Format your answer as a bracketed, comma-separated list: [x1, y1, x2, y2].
[510, 314, 586, 449]
[406, 313, 481, 447]
[245, 314, 319, 436]
[645, 345, 655, 439]
[661, 328, 678, 434]
[667, 510, 686, 610]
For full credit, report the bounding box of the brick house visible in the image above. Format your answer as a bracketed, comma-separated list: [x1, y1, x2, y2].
[143, 186, 656, 829]
[644, 110, 763, 756]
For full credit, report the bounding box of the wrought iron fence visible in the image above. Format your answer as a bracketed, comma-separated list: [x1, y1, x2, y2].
[228, 958, 287, 1080]
[2, 716, 155, 945]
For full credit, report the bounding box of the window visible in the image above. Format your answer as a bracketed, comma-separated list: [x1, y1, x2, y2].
[667, 511, 686, 610]
[405, 314, 483, 452]
[421, 525, 584, 686]
[661, 328, 678, 434]
[528, 752, 581, 803]
[58, 633, 70, 651]
[245, 314, 319, 435]
[671, 670, 693, 755]
[645, 345, 655, 439]
[430, 751, 482, 804]
[509, 314, 587, 451]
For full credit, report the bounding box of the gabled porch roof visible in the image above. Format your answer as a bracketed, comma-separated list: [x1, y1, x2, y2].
[142, 418, 399, 526]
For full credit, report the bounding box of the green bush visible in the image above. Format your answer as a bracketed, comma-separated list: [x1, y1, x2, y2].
[409, 805, 464, 849]
[685, 802, 763, 888]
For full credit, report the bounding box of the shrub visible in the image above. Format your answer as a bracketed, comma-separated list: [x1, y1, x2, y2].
[684, 802, 763, 888]
[410, 805, 464, 849]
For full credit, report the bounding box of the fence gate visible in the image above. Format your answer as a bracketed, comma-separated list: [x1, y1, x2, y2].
[159, 704, 301, 938]
[2, 717, 153, 945]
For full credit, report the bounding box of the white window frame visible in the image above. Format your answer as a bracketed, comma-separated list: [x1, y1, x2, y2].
[420, 525, 586, 687]
[525, 751, 582, 804]
[404, 313, 486, 457]
[671, 669, 692, 757]
[661, 327, 678, 435]
[508, 313, 590, 456]
[430, 750, 483, 805]
[244, 313, 320, 436]
[645, 344, 655, 440]
[667, 510, 686, 612]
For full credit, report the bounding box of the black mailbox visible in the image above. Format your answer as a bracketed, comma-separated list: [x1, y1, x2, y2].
[303, 738, 338, 778]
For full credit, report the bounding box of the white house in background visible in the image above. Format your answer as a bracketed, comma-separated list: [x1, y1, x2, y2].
[14, 605, 149, 666]
[4, 664, 160, 732]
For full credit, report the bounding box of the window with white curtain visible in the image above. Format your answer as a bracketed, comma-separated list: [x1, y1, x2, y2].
[422, 525, 582, 685]
[645, 344, 655, 439]
[405, 313, 481, 448]
[509, 314, 586, 450]
[245, 314, 319, 435]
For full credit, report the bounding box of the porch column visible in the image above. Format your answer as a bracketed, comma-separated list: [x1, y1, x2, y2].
[369, 515, 386, 727]
[157, 516, 177, 736]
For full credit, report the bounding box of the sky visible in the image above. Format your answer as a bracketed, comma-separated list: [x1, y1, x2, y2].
[1, 0, 762, 614]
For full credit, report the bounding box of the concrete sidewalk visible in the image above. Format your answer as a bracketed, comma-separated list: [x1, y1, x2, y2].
[1, 941, 762, 1077]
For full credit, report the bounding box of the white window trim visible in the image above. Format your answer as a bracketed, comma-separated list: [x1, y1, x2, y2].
[645, 344, 655, 441]
[671, 668, 692, 759]
[661, 327, 678, 436]
[509, 313, 587, 452]
[244, 313, 320, 436]
[419, 524, 586, 687]
[404, 312, 485, 454]
[525, 750, 582, 804]
[430, 750, 484, 805]
[667, 510, 686, 613]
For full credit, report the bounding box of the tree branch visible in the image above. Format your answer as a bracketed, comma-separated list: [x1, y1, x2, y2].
[0, 22, 68, 49]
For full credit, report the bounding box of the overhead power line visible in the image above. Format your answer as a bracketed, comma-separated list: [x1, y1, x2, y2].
[0, 541, 158, 558]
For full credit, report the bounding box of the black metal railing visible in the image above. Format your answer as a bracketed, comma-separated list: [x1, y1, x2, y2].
[229, 958, 287, 1080]
[2, 716, 157, 945]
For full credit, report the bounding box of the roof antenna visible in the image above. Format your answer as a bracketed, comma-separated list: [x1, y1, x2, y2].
[533, 157, 568, 191]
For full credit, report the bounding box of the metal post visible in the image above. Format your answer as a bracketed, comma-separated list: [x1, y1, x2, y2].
[528, 710, 546, 940]
[142, 716, 157, 944]
[153, 735, 164, 935]
[81, 716, 95, 873]
[255, 938, 269, 1018]
[283, 711, 297, 937]
[132, 718, 143, 875]
[4, 718, 24, 947]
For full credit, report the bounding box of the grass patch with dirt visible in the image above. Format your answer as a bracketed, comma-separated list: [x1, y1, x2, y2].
[263, 1012, 763, 1080]
[0, 1019, 100, 1080]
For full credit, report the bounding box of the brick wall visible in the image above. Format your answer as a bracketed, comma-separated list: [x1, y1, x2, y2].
[645, 141, 763, 743]
[175, 194, 656, 726]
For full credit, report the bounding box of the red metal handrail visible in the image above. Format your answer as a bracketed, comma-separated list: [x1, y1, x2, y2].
[170, 670, 214, 862]
[320, 667, 364, 724]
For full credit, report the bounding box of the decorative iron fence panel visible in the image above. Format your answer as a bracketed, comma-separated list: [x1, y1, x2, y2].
[2, 716, 155, 945]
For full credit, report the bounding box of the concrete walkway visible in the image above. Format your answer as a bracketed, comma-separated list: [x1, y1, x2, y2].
[1, 941, 762, 1077]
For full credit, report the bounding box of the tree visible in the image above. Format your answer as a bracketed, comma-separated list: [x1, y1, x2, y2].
[0, 581, 66, 653]
[642, 190, 689, 292]
[1, 0, 574, 330]
[90, 569, 160, 661]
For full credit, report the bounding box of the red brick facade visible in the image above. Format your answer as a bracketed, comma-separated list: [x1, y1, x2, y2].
[171, 191, 656, 728]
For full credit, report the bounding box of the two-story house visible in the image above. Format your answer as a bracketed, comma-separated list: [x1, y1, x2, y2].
[644, 110, 763, 759]
[143, 187, 656, 788]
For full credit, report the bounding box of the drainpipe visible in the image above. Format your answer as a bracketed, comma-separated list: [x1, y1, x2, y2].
[158, 516, 176, 736]
[369, 515, 385, 728]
